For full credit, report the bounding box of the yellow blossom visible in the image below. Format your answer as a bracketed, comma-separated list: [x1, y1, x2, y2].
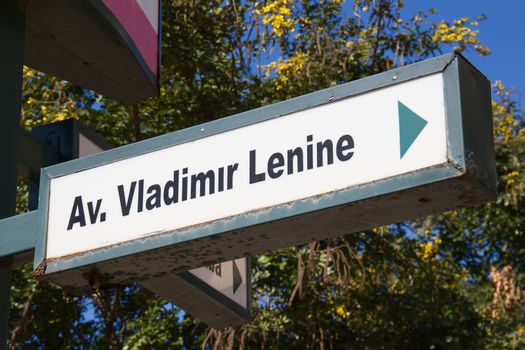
[279, 7, 291, 16]
[336, 305, 350, 318]
[264, 52, 306, 90]
[432, 18, 488, 54]
[419, 237, 441, 261]
[261, 0, 295, 37]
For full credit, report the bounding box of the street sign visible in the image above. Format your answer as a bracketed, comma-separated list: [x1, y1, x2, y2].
[25, 0, 161, 103]
[32, 53, 496, 293]
[5, 119, 252, 327]
[141, 257, 251, 328]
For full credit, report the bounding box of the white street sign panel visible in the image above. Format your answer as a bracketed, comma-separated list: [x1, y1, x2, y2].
[45, 73, 445, 260]
[188, 258, 248, 309]
[34, 53, 495, 295]
[141, 257, 250, 328]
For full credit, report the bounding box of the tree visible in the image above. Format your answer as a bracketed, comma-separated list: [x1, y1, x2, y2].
[8, 0, 524, 349]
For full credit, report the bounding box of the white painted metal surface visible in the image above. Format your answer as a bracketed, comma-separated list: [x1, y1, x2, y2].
[78, 133, 106, 158]
[189, 258, 248, 309]
[136, 0, 160, 32]
[45, 73, 446, 260]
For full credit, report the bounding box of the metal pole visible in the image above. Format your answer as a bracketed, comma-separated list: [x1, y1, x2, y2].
[0, 1, 25, 349]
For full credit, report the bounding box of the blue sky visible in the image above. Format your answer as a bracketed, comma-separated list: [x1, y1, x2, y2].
[403, 0, 524, 97]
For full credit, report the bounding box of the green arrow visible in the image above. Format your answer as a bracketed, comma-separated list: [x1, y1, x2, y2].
[398, 101, 428, 158]
[233, 260, 242, 294]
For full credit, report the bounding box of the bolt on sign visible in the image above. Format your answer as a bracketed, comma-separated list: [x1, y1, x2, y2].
[32, 53, 496, 295]
[25, 0, 161, 103]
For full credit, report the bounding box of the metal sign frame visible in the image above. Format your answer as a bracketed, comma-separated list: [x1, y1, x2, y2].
[33, 53, 495, 292]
